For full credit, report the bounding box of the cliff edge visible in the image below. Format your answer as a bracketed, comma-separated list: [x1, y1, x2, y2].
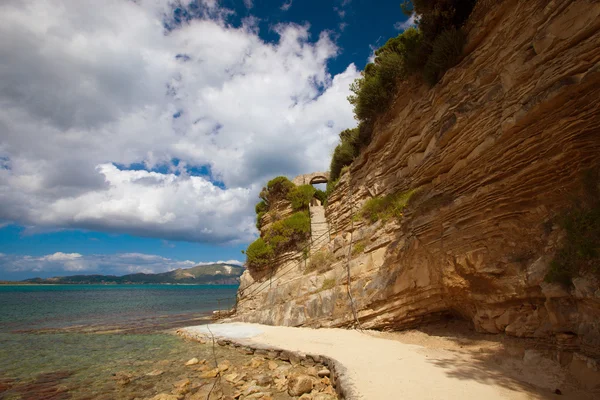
[233, 0, 600, 374]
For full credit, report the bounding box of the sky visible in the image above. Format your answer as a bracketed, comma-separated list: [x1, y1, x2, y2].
[0, 0, 415, 280]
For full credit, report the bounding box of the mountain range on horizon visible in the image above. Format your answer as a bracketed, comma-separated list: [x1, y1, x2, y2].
[19, 263, 244, 285]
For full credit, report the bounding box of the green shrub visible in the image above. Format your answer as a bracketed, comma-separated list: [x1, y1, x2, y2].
[325, 178, 339, 198]
[360, 189, 418, 223]
[266, 176, 295, 200]
[314, 189, 327, 205]
[255, 201, 268, 214]
[321, 278, 336, 291]
[265, 211, 311, 251]
[305, 251, 336, 274]
[288, 185, 316, 211]
[407, 0, 476, 44]
[348, 27, 423, 124]
[245, 238, 274, 270]
[256, 211, 266, 229]
[352, 240, 366, 256]
[330, 128, 360, 183]
[423, 28, 466, 85]
[333, 0, 475, 174]
[255, 200, 268, 229]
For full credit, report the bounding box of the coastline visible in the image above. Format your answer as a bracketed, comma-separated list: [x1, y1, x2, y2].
[179, 321, 600, 400]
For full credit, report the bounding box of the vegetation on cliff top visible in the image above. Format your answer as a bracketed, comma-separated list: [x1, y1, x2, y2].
[328, 0, 476, 187]
[288, 185, 317, 211]
[247, 176, 318, 270]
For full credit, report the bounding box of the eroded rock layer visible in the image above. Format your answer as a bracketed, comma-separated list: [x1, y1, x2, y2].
[234, 0, 600, 364]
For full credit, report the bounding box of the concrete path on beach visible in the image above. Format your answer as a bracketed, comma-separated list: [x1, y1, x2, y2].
[180, 323, 557, 400]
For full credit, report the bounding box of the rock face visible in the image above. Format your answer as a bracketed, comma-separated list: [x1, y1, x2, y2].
[234, 0, 600, 360]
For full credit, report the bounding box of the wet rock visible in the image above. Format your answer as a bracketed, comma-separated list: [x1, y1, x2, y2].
[0, 379, 14, 392]
[185, 357, 199, 366]
[288, 374, 313, 397]
[172, 378, 191, 395]
[112, 371, 133, 386]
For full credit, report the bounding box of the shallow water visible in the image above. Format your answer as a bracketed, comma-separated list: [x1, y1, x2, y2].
[0, 284, 238, 399]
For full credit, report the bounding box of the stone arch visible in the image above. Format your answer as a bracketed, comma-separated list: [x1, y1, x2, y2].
[309, 175, 328, 185]
[292, 172, 330, 186]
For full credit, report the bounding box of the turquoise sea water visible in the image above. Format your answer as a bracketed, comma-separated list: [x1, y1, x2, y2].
[0, 284, 239, 399]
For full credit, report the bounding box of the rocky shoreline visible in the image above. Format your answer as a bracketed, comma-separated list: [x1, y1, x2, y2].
[135, 329, 339, 400]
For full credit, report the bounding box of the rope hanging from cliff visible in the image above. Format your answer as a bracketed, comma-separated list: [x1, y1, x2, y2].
[205, 323, 222, 400]
[345, 176, 363, 330]
[238, 226, 333, 300]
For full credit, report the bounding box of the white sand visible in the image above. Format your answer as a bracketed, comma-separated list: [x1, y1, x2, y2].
[181, 323, 556, 400]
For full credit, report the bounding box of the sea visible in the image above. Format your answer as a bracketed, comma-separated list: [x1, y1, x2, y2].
[0, 284, 239, 399]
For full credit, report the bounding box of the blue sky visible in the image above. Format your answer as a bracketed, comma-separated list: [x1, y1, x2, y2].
[0, 0, 413, 280]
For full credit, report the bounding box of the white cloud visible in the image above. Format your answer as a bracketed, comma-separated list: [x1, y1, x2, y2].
[243, 0, 253, 9]
[394, 15, 417, 31]
[196, 259, 244, 266]
[0, 0, 359, 244]
[42, 252, 82, 261]
[0, 252, 243, 276]
[367, 45, 377, 64]
[280, 0, 293, 11]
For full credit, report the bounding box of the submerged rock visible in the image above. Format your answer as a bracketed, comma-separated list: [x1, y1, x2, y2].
[199, 368, 220, 379]
[185, 357, 199, 366]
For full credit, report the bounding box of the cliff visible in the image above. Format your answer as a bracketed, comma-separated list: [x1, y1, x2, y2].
[234, 0, 600, 366]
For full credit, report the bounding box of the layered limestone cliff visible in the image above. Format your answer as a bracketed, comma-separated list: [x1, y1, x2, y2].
[234, 0, 600, 369]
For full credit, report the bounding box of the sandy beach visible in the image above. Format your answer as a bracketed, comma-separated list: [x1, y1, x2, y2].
[181, 321, 598, 400]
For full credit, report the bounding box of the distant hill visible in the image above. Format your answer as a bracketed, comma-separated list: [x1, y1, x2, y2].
[22, 263, 244, 285]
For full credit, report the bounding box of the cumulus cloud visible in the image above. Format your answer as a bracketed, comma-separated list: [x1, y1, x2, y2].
[0, 0, 359, 244]
[394, 15, 417, 31]
[280, 0, 293, 11]
[0, 252, 242, 277]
